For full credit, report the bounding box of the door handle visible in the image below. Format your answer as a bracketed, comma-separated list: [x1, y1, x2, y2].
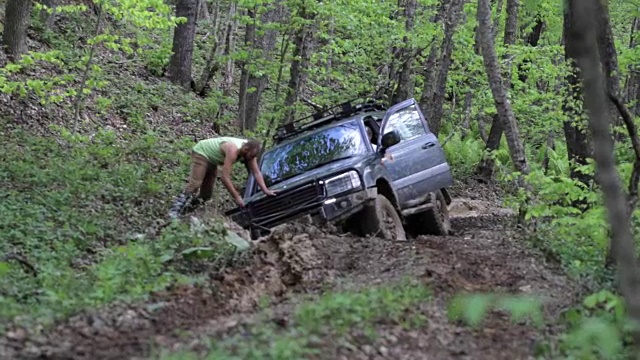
[422, 142, 436, 149]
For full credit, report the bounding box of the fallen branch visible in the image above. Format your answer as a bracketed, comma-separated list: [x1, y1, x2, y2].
[1, 253, 37, 277]
[441, 131, 456, 147]
[608, 92, 640, 210]
[301, 97, 324, 112]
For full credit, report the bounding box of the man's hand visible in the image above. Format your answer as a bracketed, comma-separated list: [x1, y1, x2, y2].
[264, 189, 277, 196]
[234, 195, 244, 207]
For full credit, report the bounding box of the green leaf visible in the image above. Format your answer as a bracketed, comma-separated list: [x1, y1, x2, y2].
[181, 247, 216, 260]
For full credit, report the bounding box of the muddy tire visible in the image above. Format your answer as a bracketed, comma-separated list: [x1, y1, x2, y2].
[410, 190, 451, 236]
[360, 194, 407, 240]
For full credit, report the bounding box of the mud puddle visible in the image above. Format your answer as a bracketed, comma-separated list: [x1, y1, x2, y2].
[0, 184, 577, 360]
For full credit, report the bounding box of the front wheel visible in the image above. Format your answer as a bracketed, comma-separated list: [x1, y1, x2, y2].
[360, 194, 407, 241]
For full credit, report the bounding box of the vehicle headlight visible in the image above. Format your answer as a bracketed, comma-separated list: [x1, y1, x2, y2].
[324, 171, 362, 197]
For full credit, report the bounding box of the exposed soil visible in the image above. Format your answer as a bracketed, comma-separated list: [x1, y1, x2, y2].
[0, 182, 577, 360]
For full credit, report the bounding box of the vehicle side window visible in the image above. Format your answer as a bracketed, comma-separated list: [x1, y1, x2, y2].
[382, 105, 427, 144]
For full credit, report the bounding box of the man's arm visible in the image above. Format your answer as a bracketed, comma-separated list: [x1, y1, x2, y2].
[248, 157, 276, 196]
[219, 143, 243, 205]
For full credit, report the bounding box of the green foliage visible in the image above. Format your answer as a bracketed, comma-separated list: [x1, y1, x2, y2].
[0, 124, 238, 331]
[440, 132, 488, 178]
[0, 0, 180, 125]
[157, 281, 431, 359]
[554, 290, 636, 359]
[447, 293, 544, 328]
[294, 279, 430, 336]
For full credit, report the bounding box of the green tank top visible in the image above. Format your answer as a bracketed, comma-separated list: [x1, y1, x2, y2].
[192, 136, 248, 165]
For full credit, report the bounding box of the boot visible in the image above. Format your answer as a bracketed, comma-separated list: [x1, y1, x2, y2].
[184, 196, 204, 213]
[168, 192, 195, 219]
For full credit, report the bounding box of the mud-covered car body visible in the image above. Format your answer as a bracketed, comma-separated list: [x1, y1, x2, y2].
[226, 98, 454, 239]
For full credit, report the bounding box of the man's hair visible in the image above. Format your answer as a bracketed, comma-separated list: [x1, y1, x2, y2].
[242, 139, 261, 155]
[239, 139, 262, 167]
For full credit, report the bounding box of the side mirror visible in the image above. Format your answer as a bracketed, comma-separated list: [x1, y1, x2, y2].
[380, 130, 401, 150]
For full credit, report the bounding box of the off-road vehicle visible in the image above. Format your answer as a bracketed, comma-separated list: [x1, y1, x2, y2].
[226, 97, 454, 240]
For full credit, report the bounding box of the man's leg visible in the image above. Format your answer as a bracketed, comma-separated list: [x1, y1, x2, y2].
[168, 152, 209, 219]
[199, 165, 217, 202]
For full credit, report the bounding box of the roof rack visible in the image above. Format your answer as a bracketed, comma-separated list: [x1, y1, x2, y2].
[273, 97, 387, 142]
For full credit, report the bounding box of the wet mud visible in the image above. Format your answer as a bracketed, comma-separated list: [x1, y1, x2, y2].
[0, 183, 577, 360]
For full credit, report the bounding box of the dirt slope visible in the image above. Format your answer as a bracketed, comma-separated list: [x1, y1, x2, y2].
[0, 184, 576, 359]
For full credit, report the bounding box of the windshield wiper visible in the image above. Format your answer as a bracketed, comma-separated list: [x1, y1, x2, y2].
[306, 155, 354, 172]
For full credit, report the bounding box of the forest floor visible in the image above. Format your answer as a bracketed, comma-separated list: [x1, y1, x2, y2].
[0, 182, 578, 360]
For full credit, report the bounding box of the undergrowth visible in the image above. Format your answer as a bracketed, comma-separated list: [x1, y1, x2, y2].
[0, 122, 243, 332]
[439, 128, 640, 358]
[157, 280, 431, 359]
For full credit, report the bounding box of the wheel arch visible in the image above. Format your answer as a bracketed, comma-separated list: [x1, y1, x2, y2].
[375, 177, 401, 211]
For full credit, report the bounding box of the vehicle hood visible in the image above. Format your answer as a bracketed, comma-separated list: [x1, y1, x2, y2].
[246, 154, 374, 203]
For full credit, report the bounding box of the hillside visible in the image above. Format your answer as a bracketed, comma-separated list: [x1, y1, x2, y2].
[1, 0, 640, 359]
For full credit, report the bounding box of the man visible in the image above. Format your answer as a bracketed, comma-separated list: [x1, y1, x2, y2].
[169, 136, 276, 219]
[365, 126, 377, 151]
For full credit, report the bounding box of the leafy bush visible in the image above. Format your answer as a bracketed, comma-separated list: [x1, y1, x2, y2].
[0, 123, 238, 331]
[440, 132, 487, 177]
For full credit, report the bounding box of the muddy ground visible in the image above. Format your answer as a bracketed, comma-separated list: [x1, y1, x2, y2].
[0, 183, 578, 359]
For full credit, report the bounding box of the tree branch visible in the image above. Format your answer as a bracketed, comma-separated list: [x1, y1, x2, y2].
[608, 92, 640, 208]
[301, 97, 323, 112]
[1, 253, 37, 277]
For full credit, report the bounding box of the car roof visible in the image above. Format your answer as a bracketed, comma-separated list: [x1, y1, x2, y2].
[267, 113, 373, 150]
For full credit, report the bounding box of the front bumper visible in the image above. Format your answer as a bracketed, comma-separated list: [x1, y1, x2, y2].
[226, 188, 377, 233]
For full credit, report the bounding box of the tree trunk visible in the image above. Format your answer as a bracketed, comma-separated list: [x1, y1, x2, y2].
[196, 0, 224, 96]
[461, 90, 473, 138]
[626, 17, 640, 116]
[240, 3, 282, 130]
[168, 0, 199, 90]
[428, 0, 465, 136]
[595, 0, 622, 129]
[477, 0, 529, 177]
[220, 3, 238, 101]
[392, 0, 418, 104]
[419, 0, 445, 121]
[198, 0, 210, 20]
[517, 14, 544, 84]
[491, 0, 504, 40]
[474, 0, 519, 180]
[3, 0, 33, 60]
[475, 114, 503, 181]
[39, 0, 57, 30]
[237, 8, 257, 130]
[419, 44, 440, 109]
[562, 1, 593, 185]
[565, 0, 640, 350]
[283, 6, 314, 124]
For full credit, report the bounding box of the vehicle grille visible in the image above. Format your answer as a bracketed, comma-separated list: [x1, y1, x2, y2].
[249, 182, 325, 225]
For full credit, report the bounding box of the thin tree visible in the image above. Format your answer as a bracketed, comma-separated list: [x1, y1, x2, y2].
[476, 0, 529, 178]
[39, 0, 58, 30]
[283, 4, 314, 124]
[562, 1, 593, 186]
[475, 0, 519, 181]
[427, 0, 465, 135]
[3, 0, 33, 60]
[392, 0, 418, 104]
[168, 0, 199, 90]
[565, 0, 640, 351]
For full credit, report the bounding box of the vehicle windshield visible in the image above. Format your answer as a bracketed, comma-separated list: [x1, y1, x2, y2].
[259, 120, 366, 187]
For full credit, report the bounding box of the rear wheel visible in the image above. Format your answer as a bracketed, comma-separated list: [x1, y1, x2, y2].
[409, 190, 451, 236]
[360, 194, 407, 240]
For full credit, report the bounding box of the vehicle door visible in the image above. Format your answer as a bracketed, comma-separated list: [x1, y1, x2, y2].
[378, 98, 451, 207]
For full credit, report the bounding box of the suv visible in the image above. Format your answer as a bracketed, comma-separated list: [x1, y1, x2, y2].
[226, 97, 454, 240]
